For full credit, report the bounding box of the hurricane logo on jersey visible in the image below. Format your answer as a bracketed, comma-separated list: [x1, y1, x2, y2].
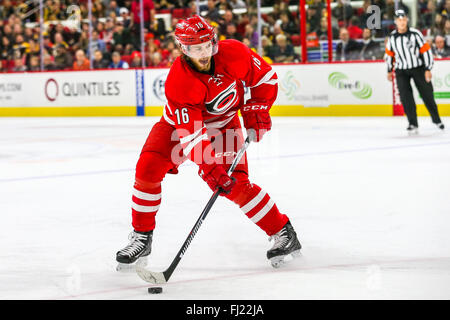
[205, 81, 239, 115]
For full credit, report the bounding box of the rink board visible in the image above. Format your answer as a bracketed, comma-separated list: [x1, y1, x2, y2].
[1, 60, 449, 116]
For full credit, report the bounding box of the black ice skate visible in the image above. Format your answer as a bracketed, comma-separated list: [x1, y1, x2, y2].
[407, 124, 419, 135]
[267, 221, 302, 268]
[116, 230, 152, 272]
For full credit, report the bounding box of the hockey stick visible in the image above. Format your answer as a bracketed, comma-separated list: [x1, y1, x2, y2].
[136, 136, 252, 284]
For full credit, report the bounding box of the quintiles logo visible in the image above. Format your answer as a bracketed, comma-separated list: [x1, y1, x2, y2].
[280, 71, 300, 100]
[328, 72, 372, 99]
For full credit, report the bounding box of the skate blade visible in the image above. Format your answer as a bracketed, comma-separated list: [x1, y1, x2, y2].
[269, 249, 302, 268]
[116, 256, 147, 273]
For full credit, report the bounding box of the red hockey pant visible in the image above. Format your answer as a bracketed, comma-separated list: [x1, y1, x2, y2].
[130, 117, 288, 236]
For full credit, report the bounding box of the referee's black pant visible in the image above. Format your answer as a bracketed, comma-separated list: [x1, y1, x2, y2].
[395, 66, 442, 127]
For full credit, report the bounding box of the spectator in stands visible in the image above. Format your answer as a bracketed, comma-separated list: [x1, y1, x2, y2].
[261, 35, 274, 60]
[206, 0, 221, 22]
[106, 0, 121, 18]
[270, 34, 296, 63]
[335, 28, 362, 61]
[131, 0, 155, 30]
[12, 57, 27, 72]
[73, 49, 90, 71]
[219, 9, 236, 35]
[43, 54, 57, 71]
[0, 0, 14, 21]
[73, 30, 89, 53]
[279, 11, 298, 36]
[244, 23, 259, 49]
[307, 5, 321, 33]
[109, 51, 129, 69]
[444, 19, 450, 46]
[332, 0, 354, 23]
[0, 60, 6, 73]
[93, 50, 109, 69]
[103, 18, 116, 45]
[437, 0, 450, 17]
[225, 23, 243, 41]
[28, 55, 40, 72]
[1, 23, 13, 43]
[90, 29, 107, 54]
[150, 51, 167, 67]
[242, 37, 251, 49]
[120, 7, 133, 29]
[230, 0, 247, 10]
[113, 21, 136, 50]
[154, 0, 175, 11]
[1, 36, 13, 61]
[316, 16, 339, 40]
[347, 17, 363, 39]
[12, 34, 29, 58]
[53, 32, 69, 50]
[167, 48, 181, 67]
[130, 51, 143, 68]
[27, 38, 40, 57]
[358, 28, 381, 60]
[217, 0, 233, 11]
[54, 44, 73, 70]
[432, 35, 450, 58]
[93, 0, 107, 19]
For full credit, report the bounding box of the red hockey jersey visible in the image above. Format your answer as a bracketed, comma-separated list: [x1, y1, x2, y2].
[163, 39, 278, 165]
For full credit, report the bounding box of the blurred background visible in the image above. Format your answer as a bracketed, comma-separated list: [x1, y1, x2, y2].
[1, 0, 449, 73]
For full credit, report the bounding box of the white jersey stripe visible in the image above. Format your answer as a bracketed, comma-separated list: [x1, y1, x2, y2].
[180, 127, 204, 145]
[249, 69, 277, 88]
[183, 133, 208, 157]
[163, 105, 175, 125]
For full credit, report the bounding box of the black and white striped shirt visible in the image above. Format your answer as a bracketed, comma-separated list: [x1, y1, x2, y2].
[385, 27, 434, 72]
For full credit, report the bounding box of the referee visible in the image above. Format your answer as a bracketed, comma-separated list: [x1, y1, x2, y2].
[385, 9, 445, 134]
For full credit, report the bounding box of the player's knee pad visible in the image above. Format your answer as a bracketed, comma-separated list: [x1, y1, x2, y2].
[135, 151, 173, 190]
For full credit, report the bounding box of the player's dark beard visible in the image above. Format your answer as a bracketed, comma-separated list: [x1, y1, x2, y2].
[183, 55, 215, 75]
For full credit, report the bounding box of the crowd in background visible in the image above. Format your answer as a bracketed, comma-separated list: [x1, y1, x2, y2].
[0, 0, 450, 72]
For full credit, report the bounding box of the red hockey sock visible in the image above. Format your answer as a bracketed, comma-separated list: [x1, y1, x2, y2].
[226, 173, 288, 236]
[131, 180, 161, 232]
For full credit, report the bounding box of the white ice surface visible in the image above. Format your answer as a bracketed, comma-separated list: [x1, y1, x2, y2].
[0, 116, 449, 300]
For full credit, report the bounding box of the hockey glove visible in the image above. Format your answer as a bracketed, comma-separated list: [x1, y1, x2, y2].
[199, 163, 236, 194]
[241, 103, 272, 142]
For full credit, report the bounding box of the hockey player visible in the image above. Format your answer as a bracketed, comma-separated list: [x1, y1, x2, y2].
[116, 15, 301, 269]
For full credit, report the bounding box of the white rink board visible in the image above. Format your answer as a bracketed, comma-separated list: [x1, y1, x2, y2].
[0, 69, 136, 108]
[1, 60, 449, 116]
[274, 62, 392, 107]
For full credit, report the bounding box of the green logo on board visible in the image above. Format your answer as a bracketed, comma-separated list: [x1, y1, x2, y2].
[328, 72, 372, 100]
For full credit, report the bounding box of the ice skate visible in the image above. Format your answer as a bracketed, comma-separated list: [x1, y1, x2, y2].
[267, 221, 302, 268]
[116, 230, 152, 272]
[406, 124, 419, 135]
[436, 122, 445, 131]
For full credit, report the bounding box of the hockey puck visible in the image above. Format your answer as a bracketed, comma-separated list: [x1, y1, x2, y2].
[148, 287, 163, 294]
